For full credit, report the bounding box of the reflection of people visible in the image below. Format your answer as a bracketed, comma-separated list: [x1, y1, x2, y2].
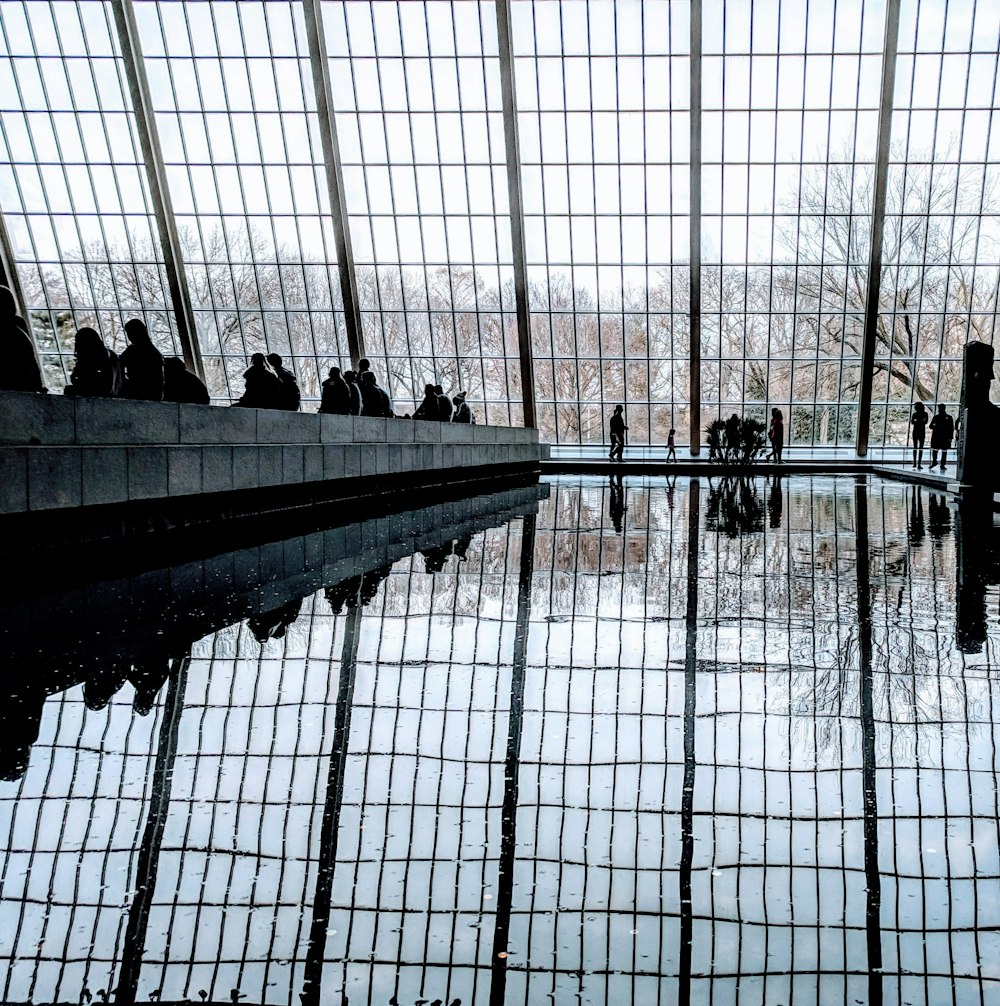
[608, 473, 625, 533]
[767, 474, 783, 529]
[665, 475, 676, 511]
[928, 492, 951, 542]
[609, 405, 627, 462]
[910, 402, 928, 469]
[929, 404, 954, 471]
[248, 598, 303, 642]
[907, 487, 925, 547]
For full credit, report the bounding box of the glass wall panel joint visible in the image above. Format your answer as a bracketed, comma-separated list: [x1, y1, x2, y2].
[495, 0, 537, 429]
[856, 0, 902, 457]
[111, 0, 204, 380]
[689, 0, 703, 455]
[301, 0, 366, 369]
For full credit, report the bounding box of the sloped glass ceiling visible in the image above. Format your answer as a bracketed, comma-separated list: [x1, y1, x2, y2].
[1, 0, 999, 445]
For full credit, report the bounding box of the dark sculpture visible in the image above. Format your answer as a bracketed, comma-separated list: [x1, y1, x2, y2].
[956, 340, 1000, 488]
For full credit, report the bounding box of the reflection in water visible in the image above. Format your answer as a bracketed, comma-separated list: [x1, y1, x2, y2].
[2, 476, 1000, 1006]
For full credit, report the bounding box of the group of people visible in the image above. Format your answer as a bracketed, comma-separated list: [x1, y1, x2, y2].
[235, 352, 300, 411]
[910, 402, 955, 470]
[317, 364, 473, 423]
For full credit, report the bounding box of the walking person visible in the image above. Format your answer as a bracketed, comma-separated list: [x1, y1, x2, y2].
[929, 404, 955, 471]
[768, 408, 784, 463]
[609, 404, 627, 462]
[666, 427, 677, 462]
[910, 401, 928, 469]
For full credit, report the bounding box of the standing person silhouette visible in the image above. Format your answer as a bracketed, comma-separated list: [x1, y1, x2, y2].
[120, 318, 164, 401]
[929, 403, 954, 471]
[235, 353, 281, 408]
[910, 401, 928, 469]
[666, 427, 677, 461]
[65, 327, 122, 398]
[266, 353, 300, 411]
[609, 404, 627, 462]
[0, 285, 44, 392]
[768, 408, 784, 463]
[319, 366, 351, 414]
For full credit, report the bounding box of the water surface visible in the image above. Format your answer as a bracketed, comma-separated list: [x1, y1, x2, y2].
[1, 475, 998, 1005]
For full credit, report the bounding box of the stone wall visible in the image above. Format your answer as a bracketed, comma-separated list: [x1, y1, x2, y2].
[0, 392, 547, 515]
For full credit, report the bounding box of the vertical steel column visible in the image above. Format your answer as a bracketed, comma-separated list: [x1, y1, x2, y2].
[678, 478, 700, 1006]
[112, 0, 204, 379]
[301, 600, 362, 1006]
[495, 0, 537, 429]
[856, 0, 901, 456]
[115, 657, 189, 1006]
[688, 0, 703, 455]
[0, 206, 44, 377]
[301, 0, 367, 369]
[854, 481, 883, 1005]
[0, 209, 28, 317]
[489, 513, 536, 1006]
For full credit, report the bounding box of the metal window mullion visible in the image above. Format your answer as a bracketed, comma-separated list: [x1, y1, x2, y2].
[301, 0, 366, 370]
[496, 0, 537, 429]
[855, 0, 902, 456]
[689, 0, 702, 454]
[111, 0, 204, 380]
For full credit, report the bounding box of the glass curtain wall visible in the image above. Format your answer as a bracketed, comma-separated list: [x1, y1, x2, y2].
[3, 1, 1000, 443]
[870, 0, 1000, 445]
[511, 0, 691, 446]
[701, 0, 884, 446]
[133, 0, 349, 402]
[0, 0, 182, 389]
[324, 0, 522, 421]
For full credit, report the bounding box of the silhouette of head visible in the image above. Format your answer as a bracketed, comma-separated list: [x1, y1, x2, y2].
[358, 357, 370, 372]
[266, 352, 283, 369]
[361, 371, 376, 386]
[344, 369, 356, 383]
[434, 384, 443, 394]
[250, 352, 266, 367]
[454, 391, 466, 403]
[937, 403, 946, 414]
[329, 366, 341, 377]
[425, 383, 435, 395]
[0, 285, 16, 318]
[164, 356, 186, 375]
[915, 401, 926, 413]
[669, 427, 675, 435]
[614, 404, 623, 413]
[124, 318, 150, 344]
[74, 326, 104, 358]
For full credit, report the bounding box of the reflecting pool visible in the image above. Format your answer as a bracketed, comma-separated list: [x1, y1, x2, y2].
[2, 475, 999, 1006]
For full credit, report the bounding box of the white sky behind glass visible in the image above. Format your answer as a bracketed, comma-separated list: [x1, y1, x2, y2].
[511, 0, 690, 306]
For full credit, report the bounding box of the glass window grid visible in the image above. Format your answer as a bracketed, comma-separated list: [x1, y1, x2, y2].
[0, 0, 182, 391]
[1, 0, 999, 440]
